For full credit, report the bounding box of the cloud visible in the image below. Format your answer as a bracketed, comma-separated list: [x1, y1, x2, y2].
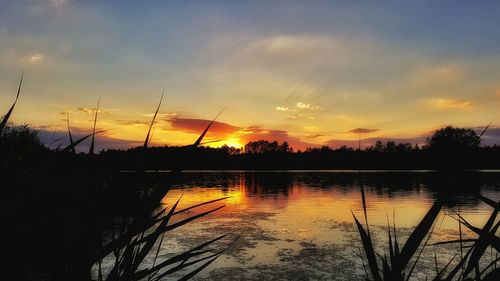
[306, 134, 324, 139]
[250, 35, 325, 55]
[30, 53, 44, 63]
[428, 98, 473, 109]
[168, 117, 241, 137]
[237, 126, 316, 151]
[412, 65, 464, 86]
[275, 106, 289, 112]
[76, 107, 111, 115]
[296, 102, 320, 110]
[143, 112, 178, 118]
[348, 128, 379, 134]
[115, 120, 150, 126]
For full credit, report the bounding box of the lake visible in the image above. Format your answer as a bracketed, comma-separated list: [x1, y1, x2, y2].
[145, 171, 500, 280]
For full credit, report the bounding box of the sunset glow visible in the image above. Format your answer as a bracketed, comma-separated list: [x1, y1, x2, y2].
[1, 1, 499, 151]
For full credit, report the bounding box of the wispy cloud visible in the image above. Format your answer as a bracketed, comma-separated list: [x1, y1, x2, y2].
[428, 98, 473, 109]
[115, 120, 150, 126]
[30, 53, 44, 63]
[348, 128, 378, 134]
[296, 102, 319, 110]
[306, 134, 324, 139]
[251, 35, 324, 55]
[275, 106, 289, 112]
[412, 64, 464, 86]
[77, 107, 111, 115]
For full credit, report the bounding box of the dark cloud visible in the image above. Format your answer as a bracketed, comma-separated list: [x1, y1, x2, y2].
[348, 128, 379, 134]
[238, 127, 316, 151]
[168, 118, 241, 137]
[306, 134, 324, 139]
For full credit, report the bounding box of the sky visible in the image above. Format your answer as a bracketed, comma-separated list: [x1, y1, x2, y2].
[1, 0, 500, 151]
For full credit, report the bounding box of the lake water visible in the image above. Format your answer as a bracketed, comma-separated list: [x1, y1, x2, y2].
[155, 171, 500, 280]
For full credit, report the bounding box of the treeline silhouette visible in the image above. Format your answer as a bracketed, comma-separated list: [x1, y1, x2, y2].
[4, 124, 500, 170]
[97, 141, 500, 170]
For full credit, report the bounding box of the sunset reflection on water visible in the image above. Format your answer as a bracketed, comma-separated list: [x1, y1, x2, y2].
[160, 171, 500, 280]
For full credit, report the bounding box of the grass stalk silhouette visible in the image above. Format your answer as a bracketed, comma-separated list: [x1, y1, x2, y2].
[354, 188, 500, 281]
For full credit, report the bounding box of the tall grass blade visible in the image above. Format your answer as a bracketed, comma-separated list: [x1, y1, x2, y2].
[360, 182, 371, 236]
[479, 194, 500, 209]
[192, 108, 224, 147]
[458, 206, 464, 279]
[462, 199, 500, 276]
[441, 245, 474, 281]
[144, 90, 164, 148]
[431, 251, 458, 281]
[162, 205, 225, 233]
[0, 71, 23, 134]
[155, 255, 220, 281]
[60, 129, 108, 153]
[397, 198, 443, 272]
[173, 196, 230, 215]
[481, 267, 500, 281]
[199, 139, 224, 146]
[479, 122, 492, 139]
[89, 96, 100, 155]
[406, 216, 438, 281]
[66, 112, 76, 154]
[353, 212, 382, 281]
[393, 210, 400, 258]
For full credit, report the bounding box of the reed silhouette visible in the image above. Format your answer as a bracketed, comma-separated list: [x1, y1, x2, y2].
[1, 76, 235, 281]
[353, 181, 500, 281]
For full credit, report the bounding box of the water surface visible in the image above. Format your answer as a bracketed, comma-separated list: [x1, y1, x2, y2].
[159, 171, 500, 280]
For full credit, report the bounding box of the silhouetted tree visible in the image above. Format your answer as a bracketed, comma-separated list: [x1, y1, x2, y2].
[426, 126, 480, 151]
[244, 140, 292, 153]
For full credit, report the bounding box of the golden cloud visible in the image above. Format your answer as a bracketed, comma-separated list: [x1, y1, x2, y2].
[429, 98, 473, 109]
[30, 53, 44, 63]
[296, 102, 319, 110]
[275, 106, 289, 112]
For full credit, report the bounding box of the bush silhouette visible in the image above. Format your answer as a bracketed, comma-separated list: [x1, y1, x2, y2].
[426, 126, 480, 151]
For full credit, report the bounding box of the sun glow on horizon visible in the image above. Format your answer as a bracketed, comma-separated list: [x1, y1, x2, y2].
[204, 137, 244, 149]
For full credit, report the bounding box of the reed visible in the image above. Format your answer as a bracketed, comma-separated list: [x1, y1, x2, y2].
[354, 187, 500, 281]
[2, 76, 233, 280]
[89, 96, 101, 155]
[0, 72, 23, 134]
[144, 90, 164, 148]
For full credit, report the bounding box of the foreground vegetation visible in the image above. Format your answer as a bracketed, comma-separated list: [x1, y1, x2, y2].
[353, 182, 500, 281]
[1, 75, 235, 280]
